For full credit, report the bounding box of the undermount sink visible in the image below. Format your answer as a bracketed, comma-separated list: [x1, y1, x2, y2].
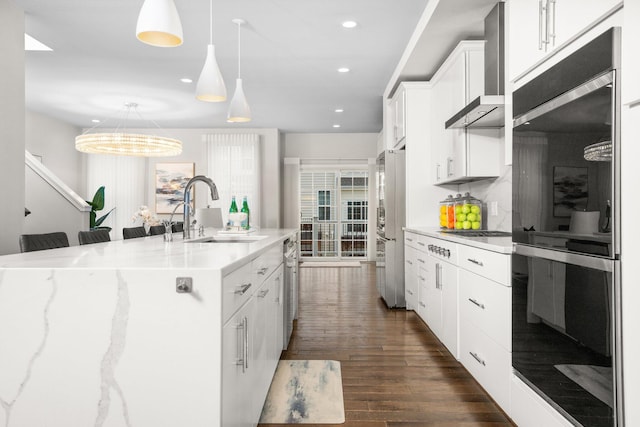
[186, 235, 268, 243]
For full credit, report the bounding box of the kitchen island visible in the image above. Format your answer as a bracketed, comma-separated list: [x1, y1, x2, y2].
[0, 229, 297, 427]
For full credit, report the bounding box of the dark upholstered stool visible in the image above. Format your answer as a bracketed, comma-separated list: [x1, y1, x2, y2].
[122, 226, 147, 240]
[148, 225, 165, 236]
[78, 229, 111, 245]
[19, 232, 70, 253]
[172, 222, 184, 233]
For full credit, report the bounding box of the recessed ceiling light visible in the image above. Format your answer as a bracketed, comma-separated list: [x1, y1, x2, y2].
[91, 119, 101, 123]
[180, 78, 193, 83]
[335, 108, 344, 113]
[342, 21, 358, 29]
[337, 67, 350, 73]
[333, 124, 341, 128]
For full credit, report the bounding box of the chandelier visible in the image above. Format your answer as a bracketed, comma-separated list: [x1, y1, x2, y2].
[75, 103, 182, 157]
[583, 139, 612, 162]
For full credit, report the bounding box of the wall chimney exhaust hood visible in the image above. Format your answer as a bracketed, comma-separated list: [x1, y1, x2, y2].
[446, 2, 505, 129]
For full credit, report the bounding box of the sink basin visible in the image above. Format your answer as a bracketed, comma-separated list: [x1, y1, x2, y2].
[186, 235, 268, 243]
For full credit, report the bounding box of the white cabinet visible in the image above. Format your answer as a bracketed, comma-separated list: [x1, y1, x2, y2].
[430, 41, 501, 185]
[458, 244, 511, 412]
[404, 245, 418, 310]
[623, 0, 640, 105]
[416, 250, 429, 320]
[221, 245, 284, 427]
[508, 0, 623, 81]
[391, 86, 406, 148]
[426, 254, 458, 358]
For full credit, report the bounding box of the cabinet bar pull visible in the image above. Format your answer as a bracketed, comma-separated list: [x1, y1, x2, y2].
[418, 258, 425, 264]
[417, 242, 425, 247]
[406, 237, 413, 242]
[407, 260, 413, 265]
[234, 283, 252, 295]
[258, 289, 270, 298]
[419, 302, 426, 308]
[257, 267, 269, 275]
[538, 0, 544, 50]
[550, 0, 556, 45]
[436, 163, 441, 181]
[470, 351, 486, 366]
[407, 290, 414, 295]
[236, 319, 246, 373]
[243, 317, 249, 370]
[468, 298, 485, 309]
[447, 158, 454, 177]
[467, 258, 484, 267]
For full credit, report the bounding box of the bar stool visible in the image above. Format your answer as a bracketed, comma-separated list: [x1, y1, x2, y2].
[19, 232, 70, 253]
[78, 229, 111, 245]
[122, 226, 147, 240]
[148, 225, 165, 236]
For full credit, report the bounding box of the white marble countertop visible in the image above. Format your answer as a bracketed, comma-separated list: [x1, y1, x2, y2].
[0, 228, 297, 273]
[403, 226, 513, 254]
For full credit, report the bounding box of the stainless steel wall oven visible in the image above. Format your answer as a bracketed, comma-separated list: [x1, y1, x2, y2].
[511, 28, 623, 427]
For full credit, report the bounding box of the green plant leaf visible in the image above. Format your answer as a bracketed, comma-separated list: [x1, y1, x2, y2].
[95, 207, 116, 228]
[92, 186, 105, 211]
[89, 211, 97, 228]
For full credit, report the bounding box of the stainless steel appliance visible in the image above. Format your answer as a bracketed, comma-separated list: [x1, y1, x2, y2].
[512, 28, 623, 427]
[283, 235, 298, 349]
[376, 149, 406, 308]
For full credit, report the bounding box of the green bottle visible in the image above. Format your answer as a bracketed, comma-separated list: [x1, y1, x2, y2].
[229, 196, 238, 213]
[241, 196, 250, 230]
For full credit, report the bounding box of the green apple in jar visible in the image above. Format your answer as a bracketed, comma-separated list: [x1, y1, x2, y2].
[472, 221, 481, 230]
[466, 212, 477, 222]
[462, 220, 472, 229]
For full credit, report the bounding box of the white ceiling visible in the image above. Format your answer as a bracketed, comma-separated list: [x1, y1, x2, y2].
[15, 0, 497, 133]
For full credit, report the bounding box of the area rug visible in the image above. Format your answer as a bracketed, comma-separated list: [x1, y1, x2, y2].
[555, 364, 613, 407]
[300, 261, 361, 267]
[259, 360, 345, 424]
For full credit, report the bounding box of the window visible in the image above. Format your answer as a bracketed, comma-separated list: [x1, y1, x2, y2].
[318, 190, 331, 221]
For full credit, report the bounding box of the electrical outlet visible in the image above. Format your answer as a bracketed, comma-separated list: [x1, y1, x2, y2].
[489, 201, 499, 216]
[176, 277, 193, 293]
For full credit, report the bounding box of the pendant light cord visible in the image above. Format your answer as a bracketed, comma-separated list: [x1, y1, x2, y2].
[237, 21, 242, 79]
[209, 0, 213, 44]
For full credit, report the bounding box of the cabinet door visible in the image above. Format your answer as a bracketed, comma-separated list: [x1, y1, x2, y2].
[424, 258, 441, 337]
[553, 0, 622, 49]
[394, 87, 406, 147]
[417, 262, 429, 322]
[222, 299, 255, 427]
[624, 0, 640, 105]
[508, 0, 551, 81]
[439, 260, 458, 358]
[404, 246, 418, 310]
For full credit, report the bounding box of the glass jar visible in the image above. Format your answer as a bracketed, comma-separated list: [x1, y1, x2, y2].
[455, 192, 482, 230]
[439, 195, 455, 229]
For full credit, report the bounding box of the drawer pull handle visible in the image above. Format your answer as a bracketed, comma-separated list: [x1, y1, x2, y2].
[407, 260, 413, 265]
[234, 283, 252, 295]
[417, 258, 425, 264]
[406, 238, 413, 242]
[258, 289, 270, 298]
[418, 275, 425, 281]
[468, 298, 485, 309]
[470, 351, 486, 366]
[467, 258, 484, 267]
[407, 290, 414, 295]
[419, 302, 426, 308]
[257, 267, 269, 275]
[418, 242, 425, 247]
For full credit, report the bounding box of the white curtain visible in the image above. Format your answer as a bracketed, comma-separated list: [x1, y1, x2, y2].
[513, 135, 549, 232]
[206, 134, 261, 228]
[86, 155, 146, 240]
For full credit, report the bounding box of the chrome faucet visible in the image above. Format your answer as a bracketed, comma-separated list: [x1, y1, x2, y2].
[183, 175, 219, 239]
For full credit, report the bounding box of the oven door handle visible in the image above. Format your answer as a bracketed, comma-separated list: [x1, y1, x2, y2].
[513, 244, 614, 272]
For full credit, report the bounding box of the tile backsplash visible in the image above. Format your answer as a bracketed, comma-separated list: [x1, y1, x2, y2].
[458, 165, 512, 232]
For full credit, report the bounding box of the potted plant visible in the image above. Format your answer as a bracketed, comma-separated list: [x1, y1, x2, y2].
[86, 186, 115, 231]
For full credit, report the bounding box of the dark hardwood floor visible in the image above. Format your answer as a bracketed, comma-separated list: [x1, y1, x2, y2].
[259, 263, 515, 427]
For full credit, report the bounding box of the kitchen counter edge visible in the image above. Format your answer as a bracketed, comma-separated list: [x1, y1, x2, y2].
[403, 227, 513, 254]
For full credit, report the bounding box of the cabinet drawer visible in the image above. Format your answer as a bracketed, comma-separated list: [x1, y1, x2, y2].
[457, 244, 510, 285]
[222, 261, 254, 321]
[459, 269, 511, 351]
[253, 246, 283, 285]
[415, 234, 429, 252]
[459, 319, 511, 412]
[404, 231, 419, 248]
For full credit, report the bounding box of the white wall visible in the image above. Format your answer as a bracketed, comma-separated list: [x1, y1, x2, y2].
[0, 0, 25, 255]
[26, 111, 83, 193]
[284, 133, 378, 159]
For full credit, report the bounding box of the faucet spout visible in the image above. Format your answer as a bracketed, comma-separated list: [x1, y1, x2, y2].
[183, 175, 220, 239]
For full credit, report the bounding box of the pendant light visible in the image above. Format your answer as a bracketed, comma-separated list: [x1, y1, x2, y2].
[195, 0, 226, 102]
[136, 0, 183, 47]
[75, 103, 182, 157]
[227, 18, 251, 123]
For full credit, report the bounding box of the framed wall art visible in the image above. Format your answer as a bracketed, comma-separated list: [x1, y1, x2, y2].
[553, 166, 588, 217]
[155, 162, 194, 214]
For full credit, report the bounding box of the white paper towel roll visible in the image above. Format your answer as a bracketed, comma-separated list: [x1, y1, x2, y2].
[569, 211, 600, 234]
[194, 207, 223, 228]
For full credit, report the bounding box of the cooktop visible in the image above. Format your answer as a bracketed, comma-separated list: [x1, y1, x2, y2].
[440, 230, 512, 237]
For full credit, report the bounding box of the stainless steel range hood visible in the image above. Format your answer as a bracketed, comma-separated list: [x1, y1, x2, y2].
[446, 2, 505, 129]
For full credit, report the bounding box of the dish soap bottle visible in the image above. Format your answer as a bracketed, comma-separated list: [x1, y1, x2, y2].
[241, 196, 250, 230]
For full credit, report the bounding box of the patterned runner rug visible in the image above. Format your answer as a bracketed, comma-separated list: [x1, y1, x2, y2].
[259, 360, 345, 424]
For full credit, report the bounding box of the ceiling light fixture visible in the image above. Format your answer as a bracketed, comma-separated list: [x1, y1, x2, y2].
[136, 0, 183, 47]
[342, 21, 358, 29]
[584, 139, 612, 161]
[227, 19, 251, 123]
[333, 124, 341, 128]
[180, 78, 193, 83]
[196, 0, 226, 102]
[335, 108, 344, 113]
[75, 102, 182, 157]
[338, 67, 350, 73]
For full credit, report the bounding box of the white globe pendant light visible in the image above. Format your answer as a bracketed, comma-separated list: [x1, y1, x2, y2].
[136, 0, 183, 47]
[227, 19, 251, 122]
[195, 0, 226, 102]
